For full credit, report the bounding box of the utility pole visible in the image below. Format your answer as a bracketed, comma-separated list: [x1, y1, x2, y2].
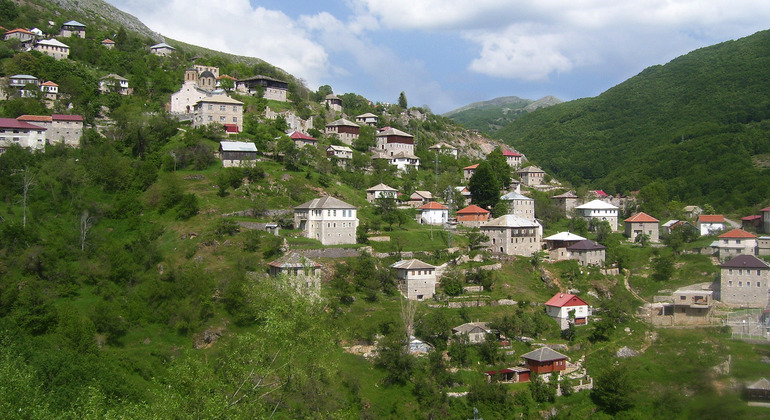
[445, 185, 454, 248]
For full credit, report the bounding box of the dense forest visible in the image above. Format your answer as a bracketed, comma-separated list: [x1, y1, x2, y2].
[494, 29, 770, 214]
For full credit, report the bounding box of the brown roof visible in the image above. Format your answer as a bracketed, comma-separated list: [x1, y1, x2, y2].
[419, 201, 448, 210]
[698, 214, 725, 223]
[625, 212, 659, 223]
[456, 205, 489, 215]
[721, 255, 770, 269]
[718, 228, 756, 239]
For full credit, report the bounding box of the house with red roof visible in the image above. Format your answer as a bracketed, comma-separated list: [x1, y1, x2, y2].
[456, 205, 490, 227]
[545, 293, 590, 329]
[741, 215, 763, 231]
[463, 163, 478, 182]
[0, 118, 48, 152]
[502, 149, 523, 167]
[624, 212, 660, 243]
[697, 214, 726, 236]
[418, 201, 449, 225]
[3, 28, 36, 44]
[714, 228, 757, 260]
[287, 130, 317, 148]
[101, 39, 115, 49]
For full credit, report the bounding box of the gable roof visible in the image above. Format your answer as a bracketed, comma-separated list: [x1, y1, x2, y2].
[36, 39, 69, 48]
[326, 118, 359, 127]
[219, 141, 256, 152]
[101, 39, 115, 44]
[748, 378, 770, 391]
[411, 191, 433, 199]
[718, 228, 757, 239]
[5, 28, 34, 36]
[463, 163, 479, 170]
[742, 215, 762, 221]
[100, 73, 128, 81]
[63, 20, 86, 27]
[367, 183, 397, 192]
[356, 112, 377, 118]
[544, 232, 586, 242]
[625, 212, 659, 223]
[377, 127, 412, 137]
[52, 114, 83, 122]
[552, 191, 578, 199]
[456, 205, 489, 215]
[288, 130, 316, 141]
[500, 191, 532, 201]
[721, 255, 770, 269]
[698, 214, 725, 223]
[482, 214, 540, 229]
[419, 201, 448, 211]
[150, 42, 175, 50]
[326, 145, 352, 153]
[575, 199, 618, 210]
[452, 322, 490, 334]
[268, 252, 321, 269]
[41, 81, 58, 87]
[502, 150, 522, 157]
[590, 189, 609, 197]
[295, 195, 356, 210]
[567, 239, 606, 251]
[521, 347, 568, 362]
[17, 115, 52, 122]
[761, 206, 770, 212]
[518, 165, 544, 174]
[0, 118, 46, 130]
[545, 293, 589, 308]
[196, 95, 243, 105]
[390, 259, 436, 270]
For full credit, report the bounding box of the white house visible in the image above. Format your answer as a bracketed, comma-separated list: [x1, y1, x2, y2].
[697, 214, 726, 236]
[99, 74, 131, 95]
[355, 112, 378, 126]
[391, 259, 437, 300]
[503, 150, 523, 167]
[34, 39, 70, 60]
[429, 142, 458, 158]
[545, 293, 590, 329]
[294, 196, 358, 245]
[418, 201, 449, 225]
[575, 199, 619, 231]
[714, 228, 757, 260]
[326, 145, 353, 166]
[0, 118, 47, 153]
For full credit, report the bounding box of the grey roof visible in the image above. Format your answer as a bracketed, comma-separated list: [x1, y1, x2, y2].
[36, 39, 69, 48]
[100, 73, 127, 81]
[721, 255, 770, 269]
[367, 183, 397, 192]
[268, 252, 321, 269]
[500, 191, 532, 201]
[326, 145, 352, 153]
[63, 20, 86, 27]
[237, 74, 286, 83]
[520, 347, 568, 362]
[150, 42, 175, 50]
[482, 214, 540, 229]
[199, 70, 216, 79]
[326, 118, 359, 127]
[747, 378, 770, 391]
[377, 127, 413, 137]
[390, 259, 436, 270]
[390, 151, 419, 160]
[552, 191, 578, 198]
[220, 141, 256, 152]
[518, 166, 544, 173]
[295, 195, 356, 210]
[452, 322, 490, 334]
[356, 112, 377, 118]
[567, 239, 606, 251]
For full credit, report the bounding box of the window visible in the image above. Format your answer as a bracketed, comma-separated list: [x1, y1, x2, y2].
[208, 104, 213, 110]
[220, 105, 226, 111]
[233, 117, 237, 123]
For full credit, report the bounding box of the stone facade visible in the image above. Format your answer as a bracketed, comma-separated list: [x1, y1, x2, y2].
[720, 255, 770, 307]
[268, 252, 322, 297]
[565, 240, 606, 266]
[518, 166, 545, 186]
[366, 183, 397, 203]
[481, 215, 541, 257]
[552, 191, 579, 216]
[193, 96, 244, 132]
[624, 212, 660, 243]
[0, 118, 47, 152]
[34, 39, 70, 60]
[59, 20, 86, 38]
[294, 196, 358, 245]
[325, 118, 360, 145]
[500, 191, 535, 220]
[391, 259, 437, 300]
[376, 127, 414, 156]
[235, 75, 288, 101]
[715, 229, 757, 260]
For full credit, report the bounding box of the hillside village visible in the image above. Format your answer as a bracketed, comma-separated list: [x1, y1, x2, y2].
[2, 2, 770, 418]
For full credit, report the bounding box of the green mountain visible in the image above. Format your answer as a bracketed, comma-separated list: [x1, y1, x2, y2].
[494, 29, 770, 212]
[444, 95, 562, 135]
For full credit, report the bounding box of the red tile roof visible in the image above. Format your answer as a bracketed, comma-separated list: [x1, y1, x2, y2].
[419, 201, 448, 210]
[41, 81, 58, 86]
[288, 130, 316, 140]
[545, 293, 589, 308]
[456, 205, 489, 215]
[17, 115, 52, 122]
[463, 164, 479, 170]
[52, 114, 83, 122]
[698, 215, 725, 223]
[624, 212, 659, 223]
[718, 228, 756, 239]
[741, 215, 762, 221]
[5, 28, 34, 35]
[761, 206, 770, 212]
[101, 39, 115, 44]
[0, 118, 47, 130]
[502, 150, 522, 157]
[590, 190, 609, 197]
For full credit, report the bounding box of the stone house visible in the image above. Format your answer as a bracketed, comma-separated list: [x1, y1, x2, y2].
[323, 94, 342, 112]
[503, 150, 523, 167]
[355, 112, 378, 126]
[0, 118, 46, 153]
[288, 130, 318, 148]
[575, 199, 619, 231]
[759, 236, 770, 256]
[101, 39, 115, 49]
[697, 214, 726, 236]
[376, 126, 414, 157]
[3, 28, 36, 45]
[366, 183, 397, 203]
[268, 252, 322, 296]
[544, 232, 587, 261]
[34, 39, 70, 60]
[15, 114, 82, 148]
[429, 142, 458, 158]
[391, 259, 437, 300]
[545, 293, 590, 329]
[624, 212, 660, 243]
[521, 347, 569, 375]
[714, 228, 757, 260]
[500, 191, 535, 220]
[219, 141, 257, 168]
[193, 95, 244, 132]
[326, 145, 353, 166]
[408, 191, 433, 207]
[294, 196, 358, 245]
[463, 164, 478, 182]
[452, 322, 493, 343]
[235, 75, 288, 101]
[149, 42, 176, 56]
[59, 20, 85, 38]
[518, 166, 545, 186]
[720, 255, 770, 307]
[456, 204, 490, 228]
[419, 201, 449, 225]
[552, 191, 579, 216]
[683, 205, 703, 219]
[99, 74, 131, 95]
[565, 239, 606, 266]
[325, 118, 360, 145]
[480, 214, 541, 257]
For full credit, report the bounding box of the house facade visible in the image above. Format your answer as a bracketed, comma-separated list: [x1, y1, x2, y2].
[235, 75, 288, 101]
[294, 196, 358, 245]
[456, 205, 490, 227]
[419, 202, 449, 225]
[150, 42, 176, 56]
[429, 142, 458, 158]
[366, 183, 397, 203]
[521, 347, 568, 375]
[4, 28, 36, 44]
[376, 127, 414, 157]
[463, 164, 478, 182]
[503, 150, 523, 167]
[288, 130, 317, 148]
[99, 74, 131, 95]
[268, 252, 322, 296]
[518, 166, 545, 186]
[408, 191, 433, 207]
[762, 206, 770, 234]
[325, 118, 360, 145]
[720, 255, 770, 307]
[193, 96, 244, 132]
[59, 20, 85, 38]
[452, 322, 492, 343]
[697, 214, 726, 236]
[0, 118, 46, 152]
[565, 240, 606, 266]
[624, 212, 660, 243]
[481, 214, 541, 257]
[545, 293, 590, 329]
[101, 39, 115, 49]
[500, 191, 535, 220]
[355, 112, 378, 126]
[326, 145, 353, 166]
[219, 141, 257, 167]
[391, 259, 437, 300]
[34, 39, 70, 60]
[40, 81, 58, 102]
[323, 94, 342, 112]
[575, 199, 619, 230]
[715, 229, 757, 260]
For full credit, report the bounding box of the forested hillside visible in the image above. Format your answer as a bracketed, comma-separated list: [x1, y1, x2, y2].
[494, 29, 770, 213]
[444, 96, 562, 135]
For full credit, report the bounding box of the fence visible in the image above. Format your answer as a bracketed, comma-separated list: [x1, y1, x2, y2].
[725, 309, 769, 341]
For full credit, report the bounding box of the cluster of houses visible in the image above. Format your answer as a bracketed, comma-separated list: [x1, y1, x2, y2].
[0, 114, 84, 153]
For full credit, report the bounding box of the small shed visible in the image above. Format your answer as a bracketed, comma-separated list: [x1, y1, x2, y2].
[746, 378, 770, 401]
[219, 141, 257, 167]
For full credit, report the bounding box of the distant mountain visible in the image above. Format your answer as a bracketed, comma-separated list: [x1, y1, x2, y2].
[494, 29, 770, 212]
[50, 0, 163, 41]
[443, 95, 562, 135]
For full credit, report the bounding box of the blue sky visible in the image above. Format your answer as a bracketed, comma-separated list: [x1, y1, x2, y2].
[107, 0, 770, 113]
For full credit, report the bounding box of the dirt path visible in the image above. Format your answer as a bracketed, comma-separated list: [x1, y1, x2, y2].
[622, 270, 649, 304]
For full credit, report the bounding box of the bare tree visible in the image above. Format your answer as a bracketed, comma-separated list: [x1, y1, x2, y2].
[400, 298, 417, 340]
[80, 210, 94, 252]
[21, 167, 35, 229]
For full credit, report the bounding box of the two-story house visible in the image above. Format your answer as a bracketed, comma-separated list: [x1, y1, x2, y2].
[720, 255, 770, 307]
[59, 20, 85, 38]
[518, 166, 545, 186]
[150, 42, 176, 56]
[545, 293, 590, 329]
[34, 39, 70, 60]
[366, 183, 398, 203]
[288, 130, 318, 148]
[0, 118, 47, 153]
[714, 228, 757, 260]
[551, 191, 579, 216]
[419, 201, 449, 225]
[355, 112, 378, 126]
[193, 96, 244, 132]
[697, 214, 726, 236]
[456, 205, 490, 227]
[294, 196, 358, 245]
[575, 199, 619, 230]
[219, 141, 257, 168]
[481, 214, 541, 257]
[323, 94, 342, 112]
[391, 259, 437, 301]
[235, 75, 288, 101]
[376, 126, 414, 156]
[325, 118, 360, 145]
[99, 74, 132, 95]
[326, 145, 353, 166]
[268, 252, 322, 296]
[503, 150, 523, 167]
[624, 212, 660, 243]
